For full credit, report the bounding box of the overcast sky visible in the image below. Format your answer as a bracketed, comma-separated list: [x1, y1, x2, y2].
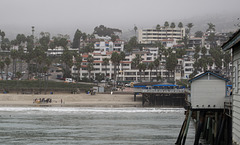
[1, 0, 240, 38]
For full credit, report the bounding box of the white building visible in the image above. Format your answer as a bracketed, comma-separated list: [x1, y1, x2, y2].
[138, 27, 185, 44]
[222, 29, 240, 145]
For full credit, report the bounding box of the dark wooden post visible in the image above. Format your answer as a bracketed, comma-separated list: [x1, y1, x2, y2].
[134, 93, 137, 101]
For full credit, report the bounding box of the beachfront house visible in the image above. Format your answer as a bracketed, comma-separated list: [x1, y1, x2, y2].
[188, 71, 229, 109]
[222, 29, 240, 145]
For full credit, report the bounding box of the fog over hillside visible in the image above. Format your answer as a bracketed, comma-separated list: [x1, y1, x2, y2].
[121, 12, 240, 41]
[1, 12, 239, 41]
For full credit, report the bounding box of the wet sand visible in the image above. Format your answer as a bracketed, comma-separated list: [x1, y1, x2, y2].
[0, 93, 142, 107]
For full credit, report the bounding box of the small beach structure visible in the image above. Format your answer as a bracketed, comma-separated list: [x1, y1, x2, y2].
[188, 71, 229, 109]
[176, 71, 232, 145]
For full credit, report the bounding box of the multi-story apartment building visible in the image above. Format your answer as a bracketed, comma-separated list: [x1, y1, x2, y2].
[138, 27, 185, 44]
[182, 56, 194, 79]
[188, 37, 205, 49]
[72, 42, 173, 83]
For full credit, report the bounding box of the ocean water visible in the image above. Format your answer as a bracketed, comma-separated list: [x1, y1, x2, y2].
[0, 107, 195, 145]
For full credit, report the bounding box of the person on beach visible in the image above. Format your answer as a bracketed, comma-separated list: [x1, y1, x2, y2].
[61, 99, 62, 104]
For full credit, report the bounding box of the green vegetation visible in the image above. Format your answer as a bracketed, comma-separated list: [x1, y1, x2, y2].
[0, 80, 93, 92]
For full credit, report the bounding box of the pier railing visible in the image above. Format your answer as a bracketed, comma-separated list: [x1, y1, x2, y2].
[134, 88, 187, 93]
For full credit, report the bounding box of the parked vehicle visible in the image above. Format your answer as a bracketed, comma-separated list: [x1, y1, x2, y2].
[64, 78, 75, 83]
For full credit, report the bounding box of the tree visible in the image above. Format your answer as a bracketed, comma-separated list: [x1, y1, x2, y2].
[10, 49, 18, 78]
[94, 25, 121, 37]
[111, 35, 118, 42]
[87, 55, 94, 80]
[134, 25, 138, 37]
[119, 52, 126, 81]
[176, 48, 186, 58]
[170, 22, 176, 38]
[154, 58, 160, 81]
[156, 24, 161, 41]
[206, 23, 216, 48]
[72, 29, 82, 49]
[206, 23, 216, 33]
[95, 73, 104, 84]
[0, 60, 5, 80]
[142, 63, 147, 81]
[178, 22, 183, 29]
[18, 47, 25, 73]
[186, 23, 194, 36]
[75, 54, 82, 82]
[195, 31, 203, 38]
[111, 52, 121, 87]
[82, 43, 94, 53]
[125, 36, 138, 53]
[103, 58, 110, 81]
[0, 30, 5, 41]
[4, 57, 11, 80]
[138, 63, 144, 82]
[148, 62, 155, 82]
[201, 47, 207, 57]
[61, 49, 74, 78]
[131, 54, 142, 69]
[166, 54, 177, 82]
[164, 21, 169, 39]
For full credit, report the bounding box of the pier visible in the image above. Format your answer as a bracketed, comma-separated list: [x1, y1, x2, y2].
[134, 88, 187, 107]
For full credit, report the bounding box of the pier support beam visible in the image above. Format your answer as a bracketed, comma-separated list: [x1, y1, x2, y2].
[182, 110, 192, 145]
[134, 93, 137, 101]
[194, 111, 206, 145]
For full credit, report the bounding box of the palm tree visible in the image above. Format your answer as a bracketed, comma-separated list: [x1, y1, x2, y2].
[103, 58, 110, 82]
[206, 23, 215, 33]
[178, 22, 183, 38]
[164, 21, 169, 39]
[18, 47, 25, 73]
[165, 54, 177, 82]
[131, 54, 142, 69]
[148, 62, 154, 82]
[16, 71, 23, 94]
[142, 63, 147, 81]
[0, 30, 5, 42]
[186, 23, 194, 37]
[134, 25, 138, 37]
[0, 60, 5, 80]
[87, 55, 94, 80]
[120, 52, 126, 81]
[24, 53, 33, 80]
[170, 22, 176, 39]
[75, 54, 82, 82]
[138, 63, 144, 82]
[4, 57, 11, 81]
[156, 24, 161, 42]
[111, 52, 120, 87]
[178, 22, 183, 29]
[10, 49, 18, 78]
[154, 58, 160, 81]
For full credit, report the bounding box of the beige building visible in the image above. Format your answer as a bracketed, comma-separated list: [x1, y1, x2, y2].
[138, 27, 185, 44]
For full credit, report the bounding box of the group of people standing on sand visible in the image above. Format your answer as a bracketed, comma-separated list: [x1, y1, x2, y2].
[33, 98, 52, 103]
[33, 98, 65, 104]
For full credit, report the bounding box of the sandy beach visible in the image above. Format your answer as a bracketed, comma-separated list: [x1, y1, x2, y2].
[0, 93, 142, 107]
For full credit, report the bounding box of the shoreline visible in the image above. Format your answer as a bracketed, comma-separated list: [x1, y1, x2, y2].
[0, 93, 143, 108]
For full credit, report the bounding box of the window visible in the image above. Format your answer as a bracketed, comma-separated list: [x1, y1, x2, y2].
[94, 58, 100, 60]
[185, 63, 192, 66]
